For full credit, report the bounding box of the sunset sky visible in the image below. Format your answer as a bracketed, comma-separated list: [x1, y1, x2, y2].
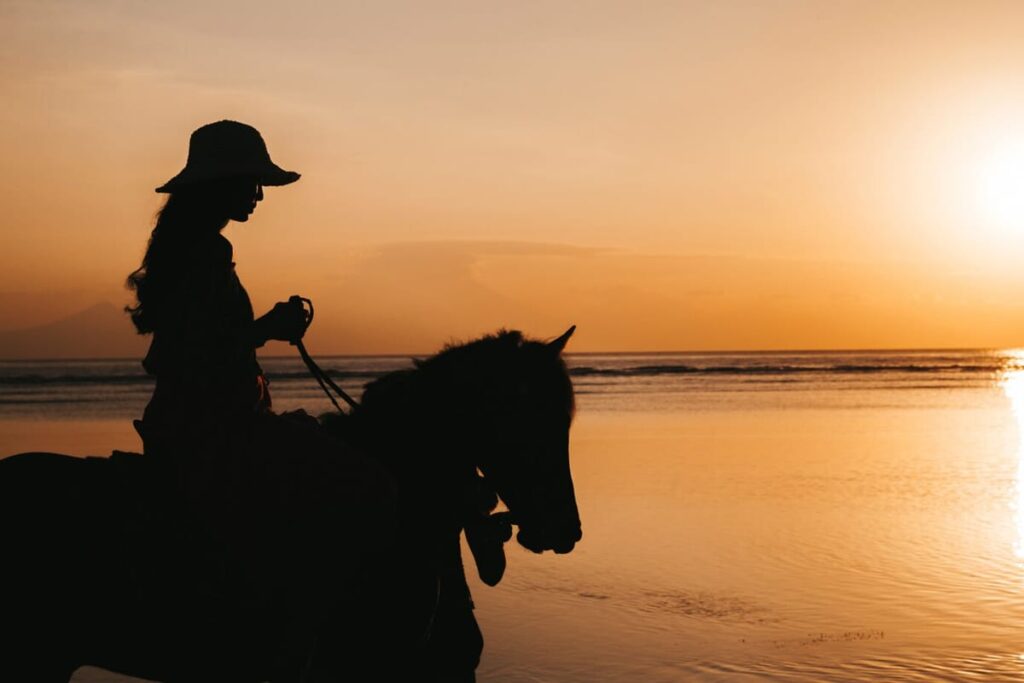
[2, 0, 1024, 356]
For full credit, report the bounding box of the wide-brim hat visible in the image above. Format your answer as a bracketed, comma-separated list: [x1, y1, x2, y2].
[155, 120, 300, 193]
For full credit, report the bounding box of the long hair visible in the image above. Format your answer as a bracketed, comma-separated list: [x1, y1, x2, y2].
[125, 185, 229, 334]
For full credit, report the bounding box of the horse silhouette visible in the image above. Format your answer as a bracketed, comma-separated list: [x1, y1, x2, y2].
[0, 327, 581, 682]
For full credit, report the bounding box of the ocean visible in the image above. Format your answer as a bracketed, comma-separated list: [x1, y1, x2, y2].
[0, 349, 1014, 420]
[2, 349, 1024, 681]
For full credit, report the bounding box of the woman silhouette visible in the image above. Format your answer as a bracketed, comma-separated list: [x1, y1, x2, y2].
[125, 121, 393, 673]
[128, 120, 307, 448]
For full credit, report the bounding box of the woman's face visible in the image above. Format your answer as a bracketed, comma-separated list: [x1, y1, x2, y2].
[215, 177, 264, 223]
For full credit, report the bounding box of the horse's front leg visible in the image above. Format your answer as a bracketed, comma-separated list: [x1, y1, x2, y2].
[424, 587, 482, 682]
[421, 534, 484, 682]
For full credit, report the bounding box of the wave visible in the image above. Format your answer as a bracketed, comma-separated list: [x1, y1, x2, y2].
[0, 369, 389, 387]
[567, 363, 1005, 377]
[0, 373, 153, 386]
[0, 361, 1007, 387]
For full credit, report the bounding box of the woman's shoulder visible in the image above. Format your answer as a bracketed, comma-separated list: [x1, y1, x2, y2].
[197, 234, 234, 266]
[177, 234, 233, 276]
[169, 235, 236, 294]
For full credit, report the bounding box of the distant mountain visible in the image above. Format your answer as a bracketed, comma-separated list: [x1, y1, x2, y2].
[0, 302, 148, 359]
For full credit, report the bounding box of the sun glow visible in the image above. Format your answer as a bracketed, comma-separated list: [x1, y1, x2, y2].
[975, 139, 1024, 233]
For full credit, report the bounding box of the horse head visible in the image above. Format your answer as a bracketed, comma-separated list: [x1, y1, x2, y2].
[352, 327, 582, 556]
[468, 326, 582, 556]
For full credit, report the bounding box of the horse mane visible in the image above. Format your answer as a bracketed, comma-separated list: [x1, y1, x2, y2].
[353, 329, 574, 425]
[415, 329, 527, 373]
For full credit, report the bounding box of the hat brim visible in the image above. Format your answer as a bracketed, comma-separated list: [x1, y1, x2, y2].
[155, 164, 300, 193]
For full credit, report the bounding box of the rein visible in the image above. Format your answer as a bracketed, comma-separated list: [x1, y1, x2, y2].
[289, 296, 359, 414]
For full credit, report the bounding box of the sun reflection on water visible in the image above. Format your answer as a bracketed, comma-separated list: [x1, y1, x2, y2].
[1000, 351, 1024, 562]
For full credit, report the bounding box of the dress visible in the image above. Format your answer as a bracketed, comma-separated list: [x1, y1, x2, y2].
[138, 233, 280, 538]
[136, 234, 395, 666]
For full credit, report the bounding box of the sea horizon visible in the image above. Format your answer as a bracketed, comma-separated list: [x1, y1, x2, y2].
[2, 344, 1021, 364]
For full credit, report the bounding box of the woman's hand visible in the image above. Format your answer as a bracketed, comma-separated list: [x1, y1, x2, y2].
[253, 296, 311, 346]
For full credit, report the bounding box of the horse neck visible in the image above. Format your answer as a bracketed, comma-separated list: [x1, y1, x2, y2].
[352, 356, 505, 533]
[352, 404, 481, 537]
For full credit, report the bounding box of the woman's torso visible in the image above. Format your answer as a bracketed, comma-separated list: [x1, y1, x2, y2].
[141, 234, 269, 441]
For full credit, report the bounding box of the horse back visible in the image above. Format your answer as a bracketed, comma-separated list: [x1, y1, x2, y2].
[0, 451, 144, 598]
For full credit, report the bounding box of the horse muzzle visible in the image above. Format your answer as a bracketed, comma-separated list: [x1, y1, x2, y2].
[516, 517, 582, 555]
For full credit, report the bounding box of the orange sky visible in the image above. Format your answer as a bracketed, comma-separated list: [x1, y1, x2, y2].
[2, 1, 1024, 356]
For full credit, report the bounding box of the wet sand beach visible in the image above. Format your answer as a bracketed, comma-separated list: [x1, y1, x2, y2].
[3, 351, 1023, 681]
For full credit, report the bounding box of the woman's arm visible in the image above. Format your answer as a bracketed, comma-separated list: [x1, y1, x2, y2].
[251, 299, 309, 348]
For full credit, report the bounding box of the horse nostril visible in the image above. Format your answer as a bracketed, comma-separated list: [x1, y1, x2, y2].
[562, 516, 582, 543]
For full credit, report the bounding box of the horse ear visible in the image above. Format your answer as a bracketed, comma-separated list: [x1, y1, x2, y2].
[547, 325, 576, 354]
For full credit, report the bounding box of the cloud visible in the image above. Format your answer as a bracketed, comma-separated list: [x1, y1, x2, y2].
[3, 241, 1024, 358]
